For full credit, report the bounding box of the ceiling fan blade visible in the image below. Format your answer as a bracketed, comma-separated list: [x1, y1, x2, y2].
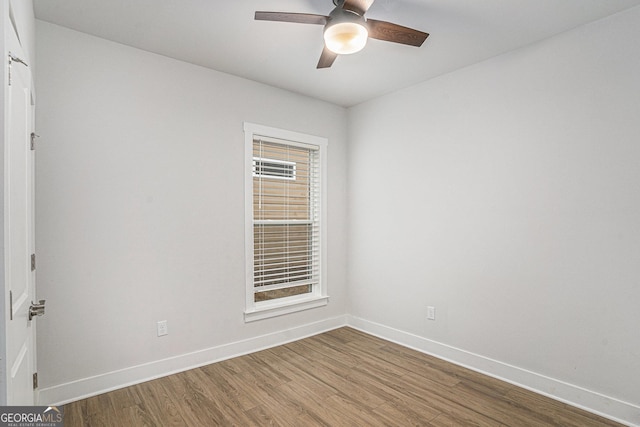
[317, 46, 338, 69]
[255, 12, 328, 25]
[342, 0, 375, 16]
[367, 19, 429, 47]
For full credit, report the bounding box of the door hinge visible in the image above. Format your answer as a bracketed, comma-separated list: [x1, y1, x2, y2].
[30, 133, 39, 151]
[31, 253, 36, 271]
[33, 373, 38, 390]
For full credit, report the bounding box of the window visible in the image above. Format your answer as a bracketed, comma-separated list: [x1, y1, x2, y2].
[244, 123, 328, 321]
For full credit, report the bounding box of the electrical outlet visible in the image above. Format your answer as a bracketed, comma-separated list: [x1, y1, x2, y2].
[157, 320, 168, 337]
[427, 306, 436, 320]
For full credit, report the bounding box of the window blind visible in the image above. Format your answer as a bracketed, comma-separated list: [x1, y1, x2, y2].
[252, 137, 320, 302]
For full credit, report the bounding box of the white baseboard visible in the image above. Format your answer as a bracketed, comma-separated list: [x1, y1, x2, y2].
[38, 315, 348, 406]
[347, 315, 640, 427]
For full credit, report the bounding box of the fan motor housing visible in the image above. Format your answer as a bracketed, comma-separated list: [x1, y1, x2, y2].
[327, 7, 367, 27]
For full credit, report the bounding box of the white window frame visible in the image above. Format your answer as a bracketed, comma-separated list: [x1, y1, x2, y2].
[244, 122, 328, 322]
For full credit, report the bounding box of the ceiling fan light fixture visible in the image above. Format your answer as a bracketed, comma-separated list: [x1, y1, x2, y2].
[324, 21, 368, 55]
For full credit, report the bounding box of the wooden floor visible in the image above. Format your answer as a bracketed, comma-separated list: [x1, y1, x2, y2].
[64, 327, 624, 426]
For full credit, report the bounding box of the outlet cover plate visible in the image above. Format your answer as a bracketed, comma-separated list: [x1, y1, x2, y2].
[157, 320, 168, 337]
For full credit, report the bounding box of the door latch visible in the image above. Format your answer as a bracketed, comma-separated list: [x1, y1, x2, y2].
[29, 300, 45, 321]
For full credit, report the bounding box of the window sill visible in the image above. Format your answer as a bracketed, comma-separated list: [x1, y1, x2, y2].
[244, 295, 329, 322]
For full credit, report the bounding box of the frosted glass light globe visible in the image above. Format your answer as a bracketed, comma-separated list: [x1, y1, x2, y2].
[324, 22, 368, 55]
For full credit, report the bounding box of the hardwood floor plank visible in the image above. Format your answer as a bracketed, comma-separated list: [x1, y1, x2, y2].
[244, 404, 283, 426]
[322, 326, 372, 344]
[207, 362, 309, 426]
[234, 353, 292, 389]
[449, 379, 555, 426]
[349, 340, 462, 389]
[377, 343, 514, 394]
[283, 340, 387, 409]
[393, 373, 503, 427]
[200, 361, 261, 411]
[85, 393, 115, 417]
[504, 387, 624, 427]
[200, 363, 259, 410]
[87, 409, 116, 427]
[213, 357, 286, 411]
[253, 380, 326, 426]
[186, 367, 257, 425]
[259, 348, 338, 400]
[292, 339, 405, 404]
[63, 400, 88, 427]
[116, 405, 159, 427]
[294, 412, 329, 426]
[132, 379, 188, 426]
[296, 334, 361, 368]
[105, 387, 137, 411]
[372, 398, 440, 426]
[227, 370, 331, 426]
[160, 371, 227, 425]
[63, 327, 625, 427]
[321, 394, 388, 427]
[429, 412, 502, 427]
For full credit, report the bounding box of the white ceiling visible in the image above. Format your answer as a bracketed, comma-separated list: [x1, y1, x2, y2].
[33, 0, 640, 107]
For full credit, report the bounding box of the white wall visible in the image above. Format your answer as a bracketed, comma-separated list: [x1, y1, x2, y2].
[348, 5, 640, 424]
[34, 21, 348, 401]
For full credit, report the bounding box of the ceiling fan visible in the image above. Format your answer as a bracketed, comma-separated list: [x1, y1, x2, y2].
[255, 0, 429, 69]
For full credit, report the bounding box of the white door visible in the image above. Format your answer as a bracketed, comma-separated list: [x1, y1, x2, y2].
[5, 24, 37, 405]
